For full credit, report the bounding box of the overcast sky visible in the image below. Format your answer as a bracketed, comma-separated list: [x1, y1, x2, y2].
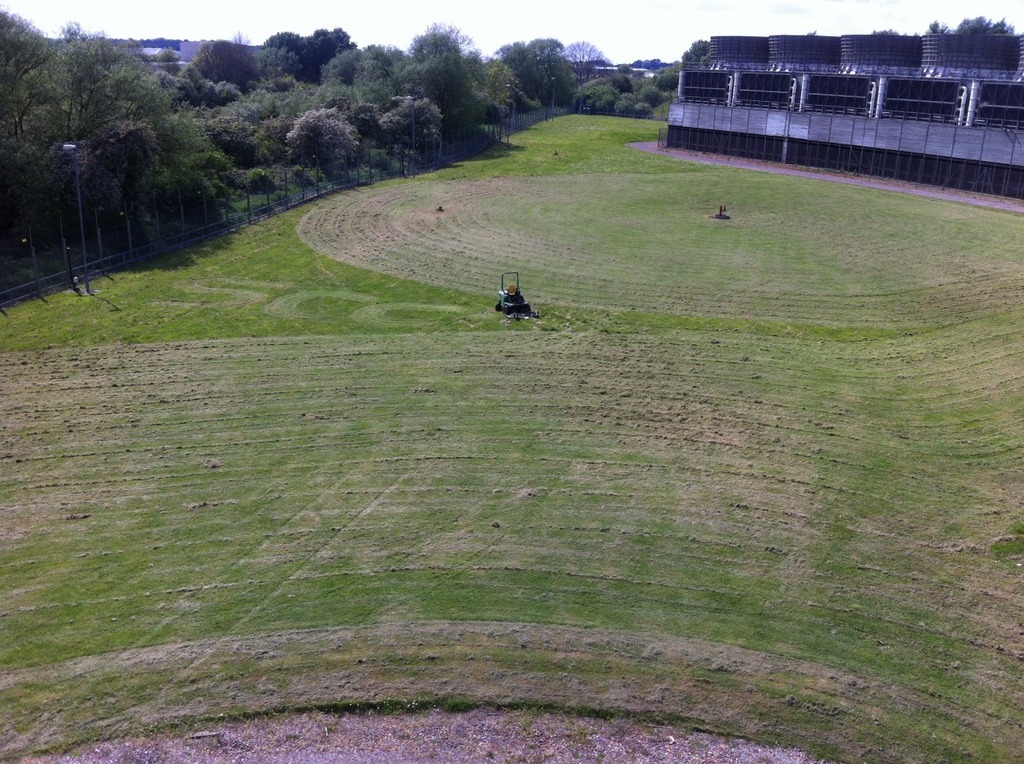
[4, 0, 1022, 64]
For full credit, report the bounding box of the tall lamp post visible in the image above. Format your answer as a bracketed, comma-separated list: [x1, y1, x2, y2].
[62, 143, 91, 295]
[408, 90, 422, 175]
[507, 84, 515, 141]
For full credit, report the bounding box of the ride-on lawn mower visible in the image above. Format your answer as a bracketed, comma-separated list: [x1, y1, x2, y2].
[495, 271, 539, 319]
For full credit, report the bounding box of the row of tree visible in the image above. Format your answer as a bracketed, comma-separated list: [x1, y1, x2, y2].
[7, 10, 1008, 256]
[926, 17, 1016, 35]
[0, 13, 682, 252]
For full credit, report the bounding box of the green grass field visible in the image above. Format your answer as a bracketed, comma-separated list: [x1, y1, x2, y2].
[2, 116, 1024, 763]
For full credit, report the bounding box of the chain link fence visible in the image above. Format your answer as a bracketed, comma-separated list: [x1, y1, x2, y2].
[2, 108, 566, 310]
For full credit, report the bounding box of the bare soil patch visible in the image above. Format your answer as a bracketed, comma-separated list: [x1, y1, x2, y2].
[23, 708, 832, 764]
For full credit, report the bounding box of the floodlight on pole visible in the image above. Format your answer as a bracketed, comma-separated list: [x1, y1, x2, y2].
[62, 143, 91, 295]
[507, 84, 515, 141]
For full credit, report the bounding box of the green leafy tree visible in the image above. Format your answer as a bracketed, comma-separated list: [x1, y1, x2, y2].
[245, 167, 273, 192]
[302, 28, 356, 83]
[322, 48, 363, 87]
[257, 45, 300, 81]
[47, 27, 180, 222]
[201, 114, 261, 167]
[631, 59, 671, 70]
[955, 16, 1015, 34]
[168, 66, 215, 107]
[406, 25, 486, 141]
[0, 21, 222, 237]
[927, 17, 1016, 34]
[346, 101, 383, 152]
[263, 32, 304, 56]
[681, 39, 711, 66]
[190, 38, 258, 91]
[379, 95, 441, 152]
[52, 29, 172, 139]
[353, 45, 407, 105]
[213, 81, 242, 105]
[497, 38, 572, 108]
[495, 42, 536, 107]
[151, 111, 231, 199]
[608, 67, 634, 95]
[379, 95, 441, 174]
[263, 28, 356, 84]
[483, 59, 518, 117]
[636, 83, 664, 108]
[0, 11, 51, 139]
[80, 120, 159, 210]
[615, 92, 652, 117]
[0, 12, 51, 235]
[581, 81, 619, 113]
[653, 65, 681, 93]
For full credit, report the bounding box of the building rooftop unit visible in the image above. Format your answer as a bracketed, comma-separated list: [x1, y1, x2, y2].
[703, 33, 1024, 80]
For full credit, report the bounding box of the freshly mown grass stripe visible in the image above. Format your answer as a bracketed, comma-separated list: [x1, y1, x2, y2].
[300, 168, 1024, 331]
[3, 117, 1024, 763]
[4, 325, 1024, 761]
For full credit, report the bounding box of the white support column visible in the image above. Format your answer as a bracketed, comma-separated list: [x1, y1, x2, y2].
[956, 85, 969, 125]
[965, 80, 981, 127]
[730, 71, 741, 107]
[874, 77, 888, 118]
[798, 73, 810, 112]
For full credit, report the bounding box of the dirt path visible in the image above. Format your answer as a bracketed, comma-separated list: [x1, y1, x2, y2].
[630, 142, 1024, 214]
[23, 709, 833, 764]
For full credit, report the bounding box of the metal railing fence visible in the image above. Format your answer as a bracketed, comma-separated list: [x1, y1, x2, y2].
[2, 109, 569, 310]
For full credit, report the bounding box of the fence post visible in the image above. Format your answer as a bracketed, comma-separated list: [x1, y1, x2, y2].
[28, 227, 40, 296]
[94, 209, 104, 262]
[153, 194, 161, 242]
[124, 204, 133, 257]
[60, 218, 74, 289]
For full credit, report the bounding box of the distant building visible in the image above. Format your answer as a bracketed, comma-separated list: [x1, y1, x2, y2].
[666, 33, 1024, 199]
[595, 66, 656, 78]
[177, 40, 204, 63]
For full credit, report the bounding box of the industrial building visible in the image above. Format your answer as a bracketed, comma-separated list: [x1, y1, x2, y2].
[665, 34, 1024, 198]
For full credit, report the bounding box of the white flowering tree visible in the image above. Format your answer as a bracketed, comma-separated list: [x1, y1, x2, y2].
[285, 107, 360, 172]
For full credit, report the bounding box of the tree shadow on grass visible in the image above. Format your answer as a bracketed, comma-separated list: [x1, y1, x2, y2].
[127, 234, 240, 276]
[94, 294, 121, 311]
[484, 142, 527, 160]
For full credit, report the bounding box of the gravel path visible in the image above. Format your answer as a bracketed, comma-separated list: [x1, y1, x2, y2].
[630, 142, 1024, 214]
[23, 709, 834, 764]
